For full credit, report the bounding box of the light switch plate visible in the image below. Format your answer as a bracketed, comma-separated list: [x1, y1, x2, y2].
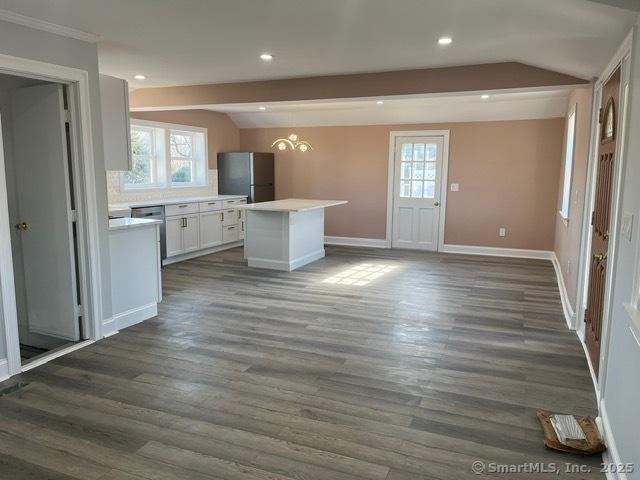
[450, 183, 459, 192]
[621, 212, 633, 241]
[499, 227, 506, 237]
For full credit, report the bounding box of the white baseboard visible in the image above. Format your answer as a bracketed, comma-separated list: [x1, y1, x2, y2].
[551, 252, 576, 329]
[247, 249, 325, 272]
[598, 400, 628, 480]
[324, 236, 388, 249]
[440, 244, 554, 260]
[162, 241, 243, 266]
[0, 359, 9, 382]
[113, 303, 158, 331]
[102, 317, 118, 338]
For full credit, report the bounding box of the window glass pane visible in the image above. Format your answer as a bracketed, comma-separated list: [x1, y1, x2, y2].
[413, 143, 425, 162]
[411, 181, 423, 198]
[170, 132, 193, 159]
[401, 144, 413, 162]
[131, 129, 152, 156]
[401, 162, 412, 180]
[425, 162, 436, 180]
[124, 156, 152, 185]
[424, 181, 436, 198]
[426, 144, 437, 162]
[400, 181, 411, 198]
[171, 159, 193, 183]
[412, 162, 424, 179]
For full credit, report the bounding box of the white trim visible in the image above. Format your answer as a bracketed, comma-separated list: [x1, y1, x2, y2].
[162, 241, 243, 266]
[247, 249, 325, 272]
[597, 400, 628, 480]
[0, 52, 104, 378]
[551, 252, 576, 329]
[102, 318, 118, 338]
[324, 236, 388, 248]
[386, 130, 450, 250]
[113, 303, 157, 331]
[20, 340, 94, 372]
[0, 359, 8, 382]
[440, 244, 554, 260]
[0, 9, 99, 43]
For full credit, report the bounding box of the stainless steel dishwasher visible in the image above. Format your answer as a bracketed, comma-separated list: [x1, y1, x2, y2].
[130, 206, 166, 260]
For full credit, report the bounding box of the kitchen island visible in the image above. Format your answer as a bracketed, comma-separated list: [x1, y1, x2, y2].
[238, 199, 347, 271]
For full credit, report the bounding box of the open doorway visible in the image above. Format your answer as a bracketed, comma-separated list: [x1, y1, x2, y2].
[0, 73, 86, 367]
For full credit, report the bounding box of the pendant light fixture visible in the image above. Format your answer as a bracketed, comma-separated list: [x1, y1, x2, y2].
[271, 133, 313, 152]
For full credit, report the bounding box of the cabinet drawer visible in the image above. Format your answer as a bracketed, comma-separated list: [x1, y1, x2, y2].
[165, 202, 198, 216]
[199, 200, 222, 212]
[222, 209, 239, 226]
[223, 224, 240, 243]
[223, 198, 245, 208]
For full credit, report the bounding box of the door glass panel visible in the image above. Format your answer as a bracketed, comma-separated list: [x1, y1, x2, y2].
[413, 143, 425, 162]
[400, 181, 411, 198]
[426, 144, 437, 162]
[424, 181, 436, 198]
[425, 162, 436, 180]
[412, 162, 424, 179]
[401, 144, 413, 162]
[411, 181, 423, 198]
[401, 162, 412, 180]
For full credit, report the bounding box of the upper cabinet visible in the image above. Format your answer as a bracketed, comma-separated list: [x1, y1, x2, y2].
[100, 74, 132, 171]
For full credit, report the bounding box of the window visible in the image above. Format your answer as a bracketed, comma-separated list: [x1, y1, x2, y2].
[399, 142, 437, 198]
[559, 106, 577, 221]
[123, 120, 207, 190]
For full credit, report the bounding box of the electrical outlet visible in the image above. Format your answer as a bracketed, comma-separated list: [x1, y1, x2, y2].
[450, 183, 459, 192]
[499, 227, 506, 237]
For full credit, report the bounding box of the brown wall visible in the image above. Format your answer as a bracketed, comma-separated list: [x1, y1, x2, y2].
[131, 110, 240, 168]
[554, 87, 593, 310]
[240, 118, 566, 249]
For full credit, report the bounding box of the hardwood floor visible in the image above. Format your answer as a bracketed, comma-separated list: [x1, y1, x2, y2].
[0, 246, 602, 479]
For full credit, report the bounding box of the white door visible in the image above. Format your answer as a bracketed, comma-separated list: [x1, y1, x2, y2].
[199, 211, 222, 249]
[182, 214, 200, 253]
[12, 84, 80, 340]
[392, 136, 444, 250]
[165, 217, 184, 257]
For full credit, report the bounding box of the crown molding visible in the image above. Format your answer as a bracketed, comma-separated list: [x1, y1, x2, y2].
[0, 9, 99, 43]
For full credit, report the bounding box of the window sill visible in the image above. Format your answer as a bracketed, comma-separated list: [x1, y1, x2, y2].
[624, 303, 640, 349]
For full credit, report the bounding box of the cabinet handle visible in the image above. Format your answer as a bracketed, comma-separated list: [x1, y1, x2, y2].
[208, 202, 217, 205]
[178, 205, 188, 208]
[221, 212, 224, 222]
[238, 211, 241, 219]
[228, 226, 235, 230]
[185, 218, 188, 228]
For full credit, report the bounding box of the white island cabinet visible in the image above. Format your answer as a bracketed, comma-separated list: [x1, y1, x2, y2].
[239, 199, 348, 271]
[108, 218, 162, 336]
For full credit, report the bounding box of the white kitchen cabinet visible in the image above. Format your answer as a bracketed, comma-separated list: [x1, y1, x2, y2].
[200, 211, 223, 248]
[223, 224, 240, 243]
[100, 74, 132, 171]
[166, 213, 200, 257]
[165, 217, 184, 257]
[222, 208, 238, 227]
[182, 214, 200, 253]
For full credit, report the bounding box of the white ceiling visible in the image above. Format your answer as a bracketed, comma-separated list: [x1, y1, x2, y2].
[133, 89, 575, 128]
[0, 0, 634, 88]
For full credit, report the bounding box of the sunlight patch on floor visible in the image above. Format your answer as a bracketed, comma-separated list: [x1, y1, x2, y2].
[322, 263, 397, 286]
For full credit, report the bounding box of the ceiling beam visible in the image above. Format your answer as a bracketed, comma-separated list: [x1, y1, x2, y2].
[129, 62, 588, 109]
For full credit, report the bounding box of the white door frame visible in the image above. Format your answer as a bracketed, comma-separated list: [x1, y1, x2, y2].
[0, 52, 104, 377]
[386, 130, 450, 250]
[573, 31, 632, 396]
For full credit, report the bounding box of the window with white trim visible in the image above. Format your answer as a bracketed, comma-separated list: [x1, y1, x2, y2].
[123, 121, 207, 190]
[559, 105, 577, 221]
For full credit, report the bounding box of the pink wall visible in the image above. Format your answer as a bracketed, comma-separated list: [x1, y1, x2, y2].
[131, 110, 240, 168]
[240, 119, 565, 249]
[553, 87, 593, 310]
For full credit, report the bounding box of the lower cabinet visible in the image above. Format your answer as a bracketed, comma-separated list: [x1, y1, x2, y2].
[200, 210, 223, 249]
[166, 213, 200, 257]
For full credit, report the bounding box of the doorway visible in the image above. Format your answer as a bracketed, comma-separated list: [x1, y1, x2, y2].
[388, 131, 449, 250]
[0, 73, 86, 367]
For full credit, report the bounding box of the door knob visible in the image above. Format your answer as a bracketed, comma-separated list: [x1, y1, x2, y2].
[15, 222, 28, 231]
[433, 201, 440, 207]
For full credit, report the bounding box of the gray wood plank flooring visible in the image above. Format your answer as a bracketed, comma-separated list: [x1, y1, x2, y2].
[0, 246, 603, 479]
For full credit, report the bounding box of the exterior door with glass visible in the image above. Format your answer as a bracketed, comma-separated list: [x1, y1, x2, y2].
[392, 136, 444, 250]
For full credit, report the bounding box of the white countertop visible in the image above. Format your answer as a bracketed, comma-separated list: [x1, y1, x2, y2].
[238, 198, 348, 213]
[109, 194, 247, 212]
[109, 217, 163, 231]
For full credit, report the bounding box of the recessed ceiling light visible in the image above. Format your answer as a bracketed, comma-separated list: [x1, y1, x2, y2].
[259, 106, 267, 111]
[481, 94, 490, 100]
[260, 53, 273, 61]
[437, 37, 452, 46]
[134, 74, 146, 80]
[376, 100, 384, 105]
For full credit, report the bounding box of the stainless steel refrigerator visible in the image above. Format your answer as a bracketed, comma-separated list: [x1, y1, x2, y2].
[217, 152, 275, 203]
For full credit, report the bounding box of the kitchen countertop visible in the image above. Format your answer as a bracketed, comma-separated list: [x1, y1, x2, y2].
[109, 217, 163, 231]
[108, 194, 247, 213]
[238, 198, 347, 213]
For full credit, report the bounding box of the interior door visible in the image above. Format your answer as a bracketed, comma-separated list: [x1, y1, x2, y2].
[12, 84, 80, 341]
[392, 136, 444, 250]
[585, 67, 620, 374]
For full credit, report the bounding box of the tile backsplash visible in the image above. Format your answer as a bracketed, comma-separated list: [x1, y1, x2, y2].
[107, 170, 219, 204]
